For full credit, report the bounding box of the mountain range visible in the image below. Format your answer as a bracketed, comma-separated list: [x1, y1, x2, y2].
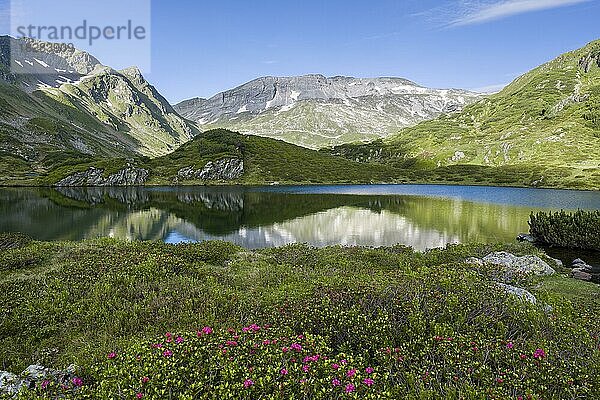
[0, 35, 598, 189]
[175, 75, 481, 149]
[328, 39, 600, 189]
[0, 36, 198, 179]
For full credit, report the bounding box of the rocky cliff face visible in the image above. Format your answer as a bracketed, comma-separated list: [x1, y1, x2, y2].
[0, 36, 199, 162]
[55, 165, 150, 187]
[175, 75, 482, 149]
[0, 36, 101, 92]
[41, 65, 198, 157]
[176, 158, 244, 182]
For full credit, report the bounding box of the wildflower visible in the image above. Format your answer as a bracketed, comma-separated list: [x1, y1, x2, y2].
[201, 326, 213, 335]
[242, 324, 261, 333]
[226, 340, 238, 347]
[290, 343, 302, 352]
[243, 379, 254, 388]
[107, 352, 117, 359]
[363, 377, 375, 387]
[282, 347, 289, 353]
[302, 365, 310, 372]
[280, 368, 288, 375]
[141, 376, 149, 384]
[175, 336, 184, 344]
[163, 350, 173, 358]
[263, 340, 271, 345]
[340, 359, 348, 365]
[71, 377, 83, 387]
[332, 378, 341, 387]
[365, 367, 374, 374]
[331, 363, 340, 370]
[41, 380, 50, 390]
[520, 354, 527, 360]
[345, 383, 355, 393]
[533, 348, 546, 359]
[136, 393, 143, 399]
[151, 343, 163, 349]
[300, 379, 307, 384]
[165, 332, 173, 343]
[496, 378, 504, 384]
[346, 369, 357, 378]
[506, 342, 514, 349]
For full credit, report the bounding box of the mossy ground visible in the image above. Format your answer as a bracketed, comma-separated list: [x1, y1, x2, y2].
[1, 235, 599, 398]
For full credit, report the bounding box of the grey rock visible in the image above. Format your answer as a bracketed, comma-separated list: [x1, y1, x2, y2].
[1, 365, 81, 396]
[482, 251, 556, 280]
[55, 165, 149, 187]
[572, 269, 593, 281]
[516, 233, 537, 243]
[497, 283, 537, 304]
[175, 75, 482, 148]
[549, 257, 563, 268]
[176, 158, 244, 181]
[465, 257, 484, 266]
[0, 371, 22, 396]
[572, 258, 587, 266]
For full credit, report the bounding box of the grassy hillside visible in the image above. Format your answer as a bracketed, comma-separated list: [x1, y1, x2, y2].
[145, 129, 410, 185]
[328, 40, 600, 190]
[1, 236, 599, 398]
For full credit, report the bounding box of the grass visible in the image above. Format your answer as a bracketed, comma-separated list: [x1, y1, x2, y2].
[1, 235, 599, 398]
[326, 39, 600, 190]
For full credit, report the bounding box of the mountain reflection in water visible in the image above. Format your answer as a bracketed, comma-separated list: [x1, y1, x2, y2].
[1, 185, 599, 251]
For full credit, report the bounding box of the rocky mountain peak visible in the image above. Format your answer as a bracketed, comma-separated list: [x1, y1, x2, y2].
[175, 74, 482, 148]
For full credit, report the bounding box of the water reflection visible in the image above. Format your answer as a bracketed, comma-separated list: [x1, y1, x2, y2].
[0, 185, 598, 251]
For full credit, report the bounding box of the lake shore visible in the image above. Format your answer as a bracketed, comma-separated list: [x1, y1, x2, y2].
[1, 236, 599, 398]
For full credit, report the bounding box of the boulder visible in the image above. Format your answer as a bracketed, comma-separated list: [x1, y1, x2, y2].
[572, 269, 593, 281]
[497, 283, 537, 304]
[0, 371, 22, 396]
[516, 233, 537, 243]
[0, 365, 80, 396]
[482, 252, 556, 280]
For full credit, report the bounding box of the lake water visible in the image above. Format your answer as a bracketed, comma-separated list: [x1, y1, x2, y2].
[1, 185, 599, 261]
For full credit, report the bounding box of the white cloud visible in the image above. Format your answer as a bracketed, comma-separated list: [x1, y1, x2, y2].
[449, 0, 591, 27]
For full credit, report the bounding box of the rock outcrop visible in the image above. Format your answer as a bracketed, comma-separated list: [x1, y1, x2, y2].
[55, 165, 149, 187]
[466, 252, 558, 311]
[497, 283, 537, 304]
[482, 252, 556, 280]
[0, 365, 79, 397]
[570, 258, 599, 282]
[176, 158, 244, 181]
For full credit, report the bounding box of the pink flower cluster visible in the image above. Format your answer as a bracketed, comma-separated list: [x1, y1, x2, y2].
[242, 324, 261, 333]
[533, 348, 547, 360]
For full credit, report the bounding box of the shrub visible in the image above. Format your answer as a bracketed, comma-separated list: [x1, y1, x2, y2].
[529, 210, 600, 250]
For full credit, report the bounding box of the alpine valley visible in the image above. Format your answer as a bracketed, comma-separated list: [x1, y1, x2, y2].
[0, 36, 599, 189]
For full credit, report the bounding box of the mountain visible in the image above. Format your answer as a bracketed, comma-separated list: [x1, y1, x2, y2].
[0, 36, 199, 184]
[175, 75, 481, 149]
[329, 40, 600, 189]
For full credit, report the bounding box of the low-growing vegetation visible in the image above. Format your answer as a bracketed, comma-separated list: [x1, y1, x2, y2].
[1, 236, 599, 398]
[529, 210, 600, 251]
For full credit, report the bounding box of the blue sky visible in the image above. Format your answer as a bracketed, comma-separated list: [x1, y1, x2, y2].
[1, 0, 600, 103]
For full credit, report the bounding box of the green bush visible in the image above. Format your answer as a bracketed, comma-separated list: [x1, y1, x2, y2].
[529, 210, 600, 250]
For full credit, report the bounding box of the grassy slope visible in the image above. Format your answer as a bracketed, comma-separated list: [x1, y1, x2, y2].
[328, 40, 600, 190]
[1, 236, 599, 398]
[145, 129, 410, 185]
